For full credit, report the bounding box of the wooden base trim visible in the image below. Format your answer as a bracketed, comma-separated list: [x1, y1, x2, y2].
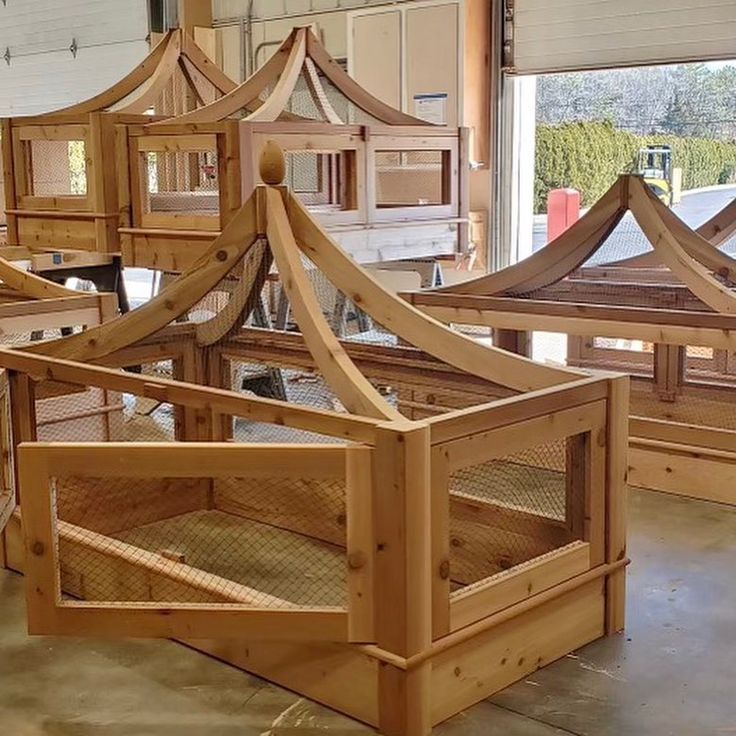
[449, 541, 591, 632]
[184, 638, 380, 727]
[431, 578, 605, 726]
[629, 440, 736, 505]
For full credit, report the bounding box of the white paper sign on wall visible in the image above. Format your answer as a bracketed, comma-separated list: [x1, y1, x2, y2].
[413, 93, 448, 125]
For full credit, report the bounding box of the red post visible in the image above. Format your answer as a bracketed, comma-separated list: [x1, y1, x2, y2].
[547, 188, 581, 243]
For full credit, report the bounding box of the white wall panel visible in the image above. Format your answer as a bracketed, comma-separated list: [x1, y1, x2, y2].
[510, 0, 736, 74]
[0, 0, 149, 115]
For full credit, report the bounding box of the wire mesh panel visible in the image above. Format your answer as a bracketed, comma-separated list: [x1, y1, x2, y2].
[631, 379, 736, 433]
[146, 149, 219, 216]
[22, 444, 354, 625]
[30, 139, 88, 197]
[54, 473, 347, 608]
[33, 361, 177, 444]
[434, 397, 606, 608]
[448, 437, 579, 593]
[284, 150, 358, 214]
[375, 150, 447, 208]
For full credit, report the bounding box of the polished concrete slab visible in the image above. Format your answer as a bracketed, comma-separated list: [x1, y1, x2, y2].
[2, 487, 735, 735]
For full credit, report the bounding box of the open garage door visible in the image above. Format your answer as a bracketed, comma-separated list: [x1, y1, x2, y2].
[505, 0, 736, 74]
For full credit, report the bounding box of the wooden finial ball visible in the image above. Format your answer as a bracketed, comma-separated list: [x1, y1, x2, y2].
[260, 140, 286, 185]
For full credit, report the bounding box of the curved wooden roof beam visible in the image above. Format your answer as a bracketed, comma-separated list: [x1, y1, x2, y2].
[115, 31, 184, 114]
[305, 28, 428, 126]
[267, 188, 400, 420]
[640, 184, 736, 282]
[303, 57, 343, 124]
[157, 32, 296, 125]
[628, 176, 736, 314]
[592, 185, 736, 272]
[244, 30, 308, 123]
[180, 32, 238, 96]
[24, 195, 260, 361]
[698, 195, 736, 246]
[288, 193, 582, 392]
[195, 239, 271, 347]
[0, 258, 80, 300]
[54, 31, 175, 114]
[434, 178, 626, 297]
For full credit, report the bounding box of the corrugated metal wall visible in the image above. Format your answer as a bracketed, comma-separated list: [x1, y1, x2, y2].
[0, 0, 149, 115]
[508, 0, 736, 74]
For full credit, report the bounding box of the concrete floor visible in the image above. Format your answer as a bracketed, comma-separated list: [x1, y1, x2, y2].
[2, 487, 735, 735]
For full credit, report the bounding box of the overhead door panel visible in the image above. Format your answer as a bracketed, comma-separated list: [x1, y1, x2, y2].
[508, 0, 736, 74]
[0, 0, 149, 115]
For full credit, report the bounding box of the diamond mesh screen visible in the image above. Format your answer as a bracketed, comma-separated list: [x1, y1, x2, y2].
[146, 149, 219, 216]
[30, 139, 87, 197]
[53, 471, 347, 609]
[449, 436, 581, 594]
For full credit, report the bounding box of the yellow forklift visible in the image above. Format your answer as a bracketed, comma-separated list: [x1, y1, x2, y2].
[637, 145, 673, 206]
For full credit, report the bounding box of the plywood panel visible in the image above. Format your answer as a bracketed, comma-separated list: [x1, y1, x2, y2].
[351, 10, 402, 111]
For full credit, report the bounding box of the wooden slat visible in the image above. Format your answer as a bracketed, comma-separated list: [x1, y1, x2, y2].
[346, 446, 376, 643]
[605, 376, 629, 633]
[429, 376, 608, 445]
[435, 400, 607, 473]
[0, 348, 381, 444]
[22, 442, 347, 480]
[431, 579, 604, 726]
[449, 541, 591, 631]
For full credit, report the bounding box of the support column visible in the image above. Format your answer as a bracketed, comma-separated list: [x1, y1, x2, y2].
[373, 422, 432, 735]
[605, 375, 629, 634]
[653, 343, 685, 402]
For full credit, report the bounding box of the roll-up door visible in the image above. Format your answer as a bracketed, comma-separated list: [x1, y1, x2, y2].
[506, 0, 736, 75]
[0, 0, 149, 116]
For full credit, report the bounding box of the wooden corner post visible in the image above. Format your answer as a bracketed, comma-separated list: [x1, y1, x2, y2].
[373, 421, 432, 736]
[605, 374, 629, 634]
[89, 113, 121, 254]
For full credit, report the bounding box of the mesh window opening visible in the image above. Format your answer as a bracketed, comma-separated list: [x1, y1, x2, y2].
[375, 150, 446, 208]
[30, 139, 87, 197]
[146, 149, 219, 215]
[285, 150, 357, 212]
[449, 437, 582, 597]
[53, 472, 348, 609]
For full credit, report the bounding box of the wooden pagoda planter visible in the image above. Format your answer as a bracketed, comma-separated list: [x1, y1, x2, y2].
[121, 27, 470, 272]
[408, 174, 736, 504]
[1, 29, 236, 264]
[0, 146, 626, 735]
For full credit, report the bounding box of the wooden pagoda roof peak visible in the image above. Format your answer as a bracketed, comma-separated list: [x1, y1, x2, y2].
[154, 26, 432, 127]
[427, 173, 736, 314]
